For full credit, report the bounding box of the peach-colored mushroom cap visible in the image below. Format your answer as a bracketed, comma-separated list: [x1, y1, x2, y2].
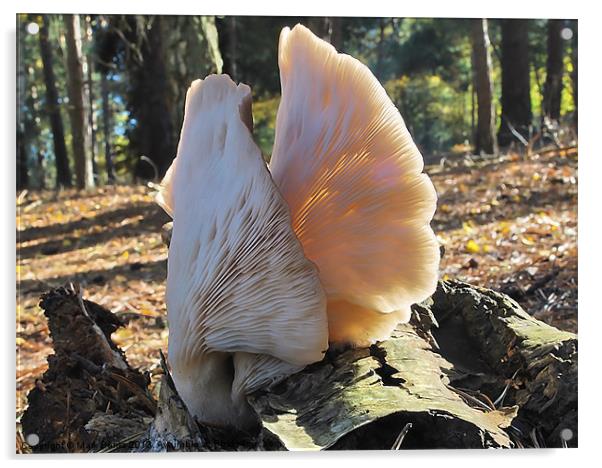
[270, 25, 440, 346]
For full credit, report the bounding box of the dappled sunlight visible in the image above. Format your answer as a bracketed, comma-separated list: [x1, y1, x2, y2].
[16, 185, 171, 416]
[430, 149, 577, 332]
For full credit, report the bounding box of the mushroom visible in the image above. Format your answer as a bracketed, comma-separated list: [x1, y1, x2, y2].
[158, 25, 440, 429]
[269, 25, 440, 346]
[160, 75, 328, 428]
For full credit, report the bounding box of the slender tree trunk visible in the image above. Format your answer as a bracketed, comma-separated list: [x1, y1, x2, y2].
[471, 84, 475, 141]
[570, 20, 578, 131]
[100, 71, 115, 183]
[227, 17, 238, 81]
[375, 19, 386, 80]
[17, 130, 28, 191]
[17, 21, 29, 190]
[309, 17, 343, 50]
[64, 14, 94, 190]
[28, 68, 46, 189]
[200, 16, 224, 74]
[308, 17, 328, 40]
[543, 19, 565, 122]
[20, 65, 45, 190]
[329, 17, 343, 51]
[84, 15, 98, 181]
[497, 19, 532, 147]
[39, 15, 71, 188]
[470, 19, 498, 155]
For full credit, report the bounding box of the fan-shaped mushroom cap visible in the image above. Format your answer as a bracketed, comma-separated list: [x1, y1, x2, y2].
[160, 74, 328, 426]
[270, 25, 440, 346]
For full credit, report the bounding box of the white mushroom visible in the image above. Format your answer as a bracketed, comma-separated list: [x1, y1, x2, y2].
[160, 75, 328, 428]
[270, 25, 440, 346]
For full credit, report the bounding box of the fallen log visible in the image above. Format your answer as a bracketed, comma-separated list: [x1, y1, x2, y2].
[20, 280, 577, 452]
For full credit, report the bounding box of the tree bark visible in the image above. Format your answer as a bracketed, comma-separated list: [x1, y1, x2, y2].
[17, 21, 29, 190]
[127, 16, 175, 179]
[375, 19, 386, 80]
[543, 19, 565, 122]
[227, 17, 238, 81]
[39, 15, 72, 188]
[470, 19, 498, 155]
[17, 129, 29, 190]
[308, 17, 343, 50]
[498, 19, 532, 147]
[64, 14, 94, 190]
[570, 20, 578, 131]
[329, 17, 343, 51]
[100, 72, 115, 183]
[84, 16, 98, 181]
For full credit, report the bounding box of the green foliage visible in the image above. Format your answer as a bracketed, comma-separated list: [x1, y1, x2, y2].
[385, 74, 470, 155]
[560, 52, 576, 116]
[16, 16, 579, 188]
[252, 96, 280, 159]
[395, 19, 472, 88]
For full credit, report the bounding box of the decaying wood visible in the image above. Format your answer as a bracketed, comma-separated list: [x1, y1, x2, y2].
[20, 280, 577, 452]
[430, 280, 577, 447]
[20, 286, 156, 453]
[249, 280, 576, 449]
[248, 293, 517, 450]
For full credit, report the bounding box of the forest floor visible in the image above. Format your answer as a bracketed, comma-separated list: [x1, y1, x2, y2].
[15, 147, 578, 434]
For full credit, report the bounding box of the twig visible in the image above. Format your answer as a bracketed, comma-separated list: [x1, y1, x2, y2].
[536, 145, 578, 157]
[446, 385, 493, 412]
[493, 369, 520, 408]
[530, 427, 541, 448]
[94, 430, 147, 453]
[17, 189, 29, 205]
[107, 371, 157, 415]
[505, 119, 529, 147]
[139, 155, 159, 181]
[391, 423, 412, 450]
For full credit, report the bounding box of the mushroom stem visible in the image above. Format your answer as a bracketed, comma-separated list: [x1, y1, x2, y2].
[170, 351, 258, 429]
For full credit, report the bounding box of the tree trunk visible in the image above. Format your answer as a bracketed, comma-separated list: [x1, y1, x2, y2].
[543, 20, 565, 122]
[200, 16, 224, 75]
[470, 19, 498, 155]
[128, 16, 175, 179]
[497, 19, 532, 147]
[17, 21, 29, 190]
[64, 14, 94, 190]
[375, 19, 386, 80]
[39, 15, 71, 188]
[308, 17, 342, 50]
[26, 68, 45, 189]
[17, 130, 29, 190]
[329, 17, 343, 51]
[100, 72, 115, 183]
[570, 20, 578, 131]
[84, 16, 98, 181]
[227, 16, 238, 81]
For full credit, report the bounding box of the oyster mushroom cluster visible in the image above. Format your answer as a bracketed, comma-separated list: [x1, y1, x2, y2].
[157, 24, 440, 429]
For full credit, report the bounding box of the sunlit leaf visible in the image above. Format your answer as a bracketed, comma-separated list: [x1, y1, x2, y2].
[466, 239, 480, 254]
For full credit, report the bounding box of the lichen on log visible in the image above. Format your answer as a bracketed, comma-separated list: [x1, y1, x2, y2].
[247, 306, 517, 450]
[247, 280, 577, 450]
